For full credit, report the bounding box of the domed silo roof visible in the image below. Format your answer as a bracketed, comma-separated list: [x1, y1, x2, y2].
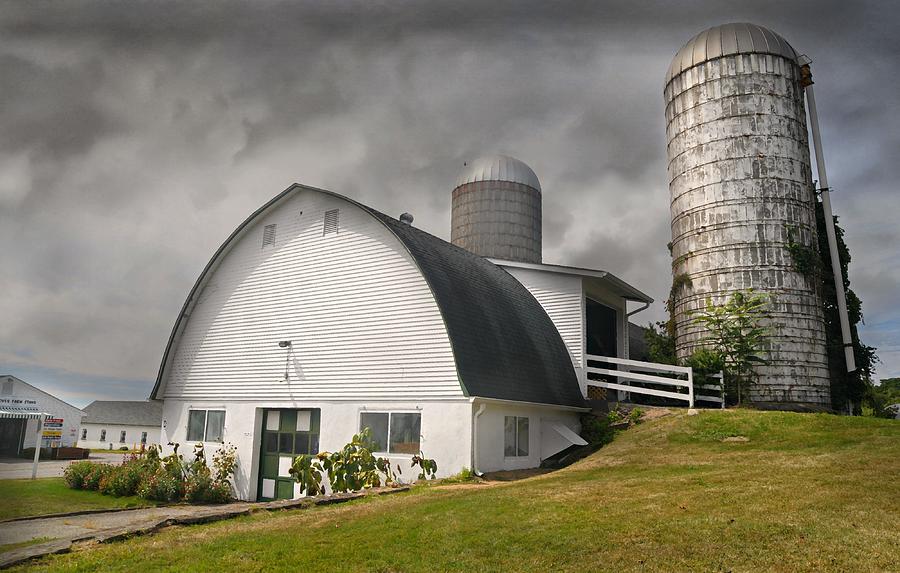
[455, 154, 541, 192]
[666, 22, 798, 86]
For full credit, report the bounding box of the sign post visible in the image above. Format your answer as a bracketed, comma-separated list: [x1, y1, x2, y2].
[31, 414, 44, 480]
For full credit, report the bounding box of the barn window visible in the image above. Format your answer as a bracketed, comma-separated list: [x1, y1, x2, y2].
[100, 429, 106, 442]
[504, 416, 529, 457]
[141, 431, 148, 445]
[1, 379, 12, 396]
[359, 412, 421, 454]
[120, 430, 127, 443]
[262, 224, 277, 248]
[187, 409, 225, 443]
[81, 428, 87, 440]
[323, 209, 339, 235]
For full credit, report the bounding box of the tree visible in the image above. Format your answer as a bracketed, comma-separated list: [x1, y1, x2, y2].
[691, 290, 771, 405]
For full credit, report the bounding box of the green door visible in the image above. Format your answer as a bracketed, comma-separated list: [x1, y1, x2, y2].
[258, 409, 320, 501]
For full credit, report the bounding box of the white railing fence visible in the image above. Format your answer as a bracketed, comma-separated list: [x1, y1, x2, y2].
[585, 354, 725, 409]
[695, 372, 725, 408]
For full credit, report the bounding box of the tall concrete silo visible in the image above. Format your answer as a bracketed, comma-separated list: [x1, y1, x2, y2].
[451, 154, 542, 263]
[664, 23, 831, 408]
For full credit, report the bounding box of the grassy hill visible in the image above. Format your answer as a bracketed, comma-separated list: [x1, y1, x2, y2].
[15, 410, 900, 572]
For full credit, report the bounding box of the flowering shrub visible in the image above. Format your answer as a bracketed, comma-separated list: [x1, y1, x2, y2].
[65, 442, 237, 504]
[63, 460, 96, 489]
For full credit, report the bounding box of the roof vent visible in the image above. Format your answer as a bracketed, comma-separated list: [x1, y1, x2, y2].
[399, 212, 414, 226]
[324, 209, 339, 235]
[262, 224, 276, 248]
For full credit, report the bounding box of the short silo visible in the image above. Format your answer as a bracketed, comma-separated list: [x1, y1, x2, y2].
[451, 154, 542, 264]
[664, 23, 831, 408]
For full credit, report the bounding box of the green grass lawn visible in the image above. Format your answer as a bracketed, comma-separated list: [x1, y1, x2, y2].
[0, 478, 156, 521]
[12, 410, 900, 572]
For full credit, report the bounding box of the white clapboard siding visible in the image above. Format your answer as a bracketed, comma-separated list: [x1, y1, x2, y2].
[502, 267, 584, 368]
[163, 190, 464, 400]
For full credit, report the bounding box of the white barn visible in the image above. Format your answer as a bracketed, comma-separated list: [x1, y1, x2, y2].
[152, 175, 651, 501]
[78, 401, 163, 450]
[0, 375, 84, 456]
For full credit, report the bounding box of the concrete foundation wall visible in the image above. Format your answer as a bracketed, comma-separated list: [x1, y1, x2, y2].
[474, 401, 581, 473]
[665, 52, 831, 407]
[160, 399, 474, 501]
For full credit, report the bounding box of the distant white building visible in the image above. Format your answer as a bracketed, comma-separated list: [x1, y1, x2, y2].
[79, 401, 163, 450]
[0, 375, 83, 456]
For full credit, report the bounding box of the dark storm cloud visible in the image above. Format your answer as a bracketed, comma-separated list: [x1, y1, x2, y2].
[2, 0, 899, 406]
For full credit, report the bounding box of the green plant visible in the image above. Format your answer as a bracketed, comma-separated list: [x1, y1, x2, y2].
[99, 463, 143, 497]
[645, 320, 677, 365]
[683, 348, 726, 399]
[289, 453, 327, 496]
[691, 290, 771, 405]
[83, 464, 114, 490]
[64, 460, 96, 489]
[786, 227, 820, 279]
[579, 413, 615, 446]
[138, 466, 184, 502]
[410, 453, 437, 480]
[290, 429, 396, 495]
[628, 408, 644, 424]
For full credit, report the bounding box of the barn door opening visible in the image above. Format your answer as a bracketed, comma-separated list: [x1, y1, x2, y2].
[257, 408, 320, 501]
[586, 298, 618, 357]
[0, 418, 26, 457]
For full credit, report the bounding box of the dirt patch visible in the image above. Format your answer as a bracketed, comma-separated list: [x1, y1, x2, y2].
[722, 436, 750, 443]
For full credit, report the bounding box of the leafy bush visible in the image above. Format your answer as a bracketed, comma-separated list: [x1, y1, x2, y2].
[83, 464, 114, 490]
[411, 453, 438, 480]
[65, 442, 236, 504]
[99, 462, 144, 497]
[137, 467, 184, 502]
[291, 429, 432, 496]
[64, 460, 96, 489]
[579, 413, 615, 446]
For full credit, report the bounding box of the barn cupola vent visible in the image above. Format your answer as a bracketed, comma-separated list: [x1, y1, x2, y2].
[399, 212, 414, 226]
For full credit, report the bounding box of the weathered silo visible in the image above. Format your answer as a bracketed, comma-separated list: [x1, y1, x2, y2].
[664, 23, 831, 408]
[451, 154, 542, 263]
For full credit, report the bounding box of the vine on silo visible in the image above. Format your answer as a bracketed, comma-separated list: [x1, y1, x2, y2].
[786, 227, 820, 279]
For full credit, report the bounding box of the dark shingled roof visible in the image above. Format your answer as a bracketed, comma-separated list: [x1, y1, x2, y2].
[364, 208, 584, 408]
[82, 401, 163, 427]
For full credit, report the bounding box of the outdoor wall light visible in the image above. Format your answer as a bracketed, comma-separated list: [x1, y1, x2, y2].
[278, 340, 292, 348]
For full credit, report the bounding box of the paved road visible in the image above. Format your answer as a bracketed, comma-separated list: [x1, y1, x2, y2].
[0, 453, 127, 480]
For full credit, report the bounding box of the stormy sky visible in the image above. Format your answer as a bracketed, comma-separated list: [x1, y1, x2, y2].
[1, 1, 898, 407]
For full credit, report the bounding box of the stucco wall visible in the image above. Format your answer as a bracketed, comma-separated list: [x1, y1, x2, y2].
[473, 401, 581, 474]
[161, 399, 474, 501]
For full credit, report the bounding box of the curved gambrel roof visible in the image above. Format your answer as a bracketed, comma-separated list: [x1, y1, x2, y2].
[151, 184, 584, 408]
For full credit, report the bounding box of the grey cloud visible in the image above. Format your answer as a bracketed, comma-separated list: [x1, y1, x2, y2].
[1, 0, 898, 401]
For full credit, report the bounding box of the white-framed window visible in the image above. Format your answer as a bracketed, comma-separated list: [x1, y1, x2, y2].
[119, 430, 127, 443]
[81, 428, 87, 440]
[359, 412, 421, 455]
[100, 429, 106, 442]
[187, 409, 225, 443]
[140, 431, 148, 445]
[504, 416, 529, 457]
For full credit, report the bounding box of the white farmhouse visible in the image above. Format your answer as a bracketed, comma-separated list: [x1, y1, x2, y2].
[78, 401, 163, 450]
[0, 375, 84, 456]
[151, 157, 652, 501]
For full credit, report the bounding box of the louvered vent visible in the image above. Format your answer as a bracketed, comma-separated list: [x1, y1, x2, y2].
[324, 209, 339, 235]
[1, 379, 12, 396]
[262, 224, 276, 247]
